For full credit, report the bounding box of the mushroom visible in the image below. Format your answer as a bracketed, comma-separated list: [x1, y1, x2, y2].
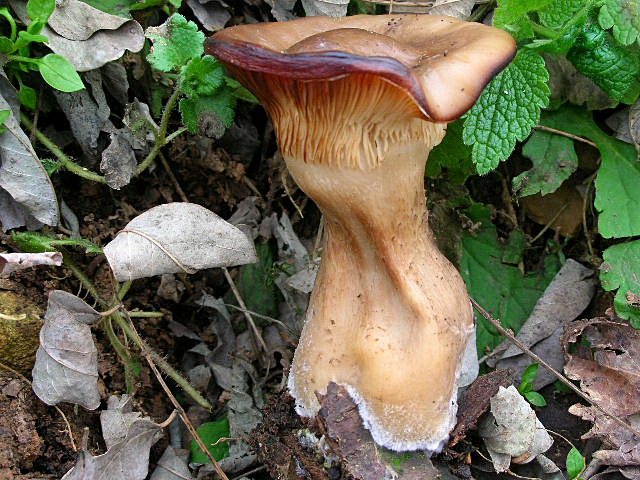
[208, 15, 515, 452]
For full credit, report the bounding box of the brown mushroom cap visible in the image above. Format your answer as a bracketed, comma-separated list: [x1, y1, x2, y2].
[207, 14, 515, 122]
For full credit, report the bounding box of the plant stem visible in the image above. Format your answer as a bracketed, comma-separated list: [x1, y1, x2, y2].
[128, 311, 164, 318]
[7, 55, 38, 64]
[530, 21, 558, 39]
[118, 281, 132, 300]
[61, 254, 211, 409]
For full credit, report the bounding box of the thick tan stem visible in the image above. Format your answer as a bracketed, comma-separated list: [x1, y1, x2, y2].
[286, 132, 474, 452]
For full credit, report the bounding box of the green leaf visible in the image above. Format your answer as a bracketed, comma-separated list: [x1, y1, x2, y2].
[180, 56, 225, 97]
[27, 0, 55, 23]
[460, 203, 561, 353]
[235, 242, 279, 319]
[179, 91, 236, 135]
[146, 14, 204, 72]
[426, 120, 475, 183]
[568, 21, 640, 104]
[538, 0, 587, 29]
[520, 363, 540, 388]
[0, 109, 10, 133]
[78, 0, 138, 17]
[493, 0, 552, 39]
[566, 447, 586, 480]
[40, 158, 62, 175]
[224, 77, 258, 103]
[189, 418, 230, 463]
[0, 36, 14, 54]
[38, 54, 84, 92]
[502, 229, 526, 265]
[26, 20, 45, 36]
[14, 30, 48, 50]
[598, 0, 640, 46]
[601, 240, 640, 328]
[541, 106, 640, 238]
[524, 390, 547, 406]
[19, 83, 37, 110]
[513, 130, 578, 197]
[11, 231, 103, 255]
[463, 50, 550, 175]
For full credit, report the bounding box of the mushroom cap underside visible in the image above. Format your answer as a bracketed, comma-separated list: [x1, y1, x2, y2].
[207, 14, 516, 122]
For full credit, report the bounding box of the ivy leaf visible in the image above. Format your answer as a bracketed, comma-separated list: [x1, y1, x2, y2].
[38, 54, 84, 92]
[146, 14, 204, 72]
[460, 203, 561, 353]
[493, 0, 552, 40]
[568, 22, 640, 104]
[541, 106, 640, 238]
[524, 391, 547, 407]
[566, 447, 586, 480]
[426, 120, 475, 183]
[513, 130, 578, 197]
[598, 0, 640, 46]
[179, 92, 236, 136]
[463, 50, 550, 175]
[180, 56, 225, 97]
[601, 240, 640, 328]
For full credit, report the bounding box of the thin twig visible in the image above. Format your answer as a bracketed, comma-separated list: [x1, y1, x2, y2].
[535, 125, 597, 148]
[0, 361, 77, 451]
[581, 174, 596, 264]
[157, 409, 179, 428]
[474, 448, 542, 480]
[225, 304, 291, 332]
[159, 152, 189, 203]
[222, 267, 270, 357]
[529, 203, 568, 244]
[231, 465, 267, 480]
[281, 169, 304, 219]
[470, 297, 640, 439]
[121, 312, 229, 480]
[156, 463, 193, 480]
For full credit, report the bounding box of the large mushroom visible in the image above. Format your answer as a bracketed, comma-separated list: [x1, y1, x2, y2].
[208, 15, 515, 452]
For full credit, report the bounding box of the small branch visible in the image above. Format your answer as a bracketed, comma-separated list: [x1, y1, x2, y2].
[128, 311, 164, 318]
[529, 203, 568, 244]
[157, 409, 178, 428]
[470, 297, 640, 439]
[534, 125, 597, 148]
[0, 361, 76, 451]
[581, 174, 596, 264]
[159, 151, 189, 203]
[121, 312, 229, 480]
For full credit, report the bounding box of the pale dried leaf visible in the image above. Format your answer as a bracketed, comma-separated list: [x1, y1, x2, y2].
[104, 203, 258, 282]
[100, 395, 146, 449]
[301, 0, 348, 17]
[100, 128, 137, 189]
[428, 0, 475, 18]
[0, 188, 43, 231]
[0, 94, 58, 227]
[186, 0, 230, 32]
[101, 62, 129, 105]
[62, 417, 163, 480]
[46, 0, 130, 40]
[495, 259, 596, 388]
[10, 1, 144, 71]
[479, 386, 553, 472]
[32, 291, 100, 409]
[150, 446, 193, 480]
[0, 252, 62, 276]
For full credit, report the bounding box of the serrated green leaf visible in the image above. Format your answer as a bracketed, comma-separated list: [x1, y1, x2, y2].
[11, 231, 103, 255]
[524, 390, 547, 406]
[19, 83, 37, 110]
[38, 54, 84, 92]
[513, 130, 577, 197]
[601, 240, 640, 327]
[40, 158, 62, 176]
[538, 0, 586, 28]
[27, 0, 55, 23]
[463, 50, 550, 175]
[494, 0, 554, 28]
[426, 120, 475, 183]
[521, 363, 539, 388]
[598, 0, 640, 46]
[460, 203, 561, 353]
[180, 56, 224, 97]
[541, 105, 640, 238]
[79, 0, 137, 16]
[568, 22, 640, 104]
[146, 14, 204, 72]
[566, 447, 586, 480]
[179, 91, 236, 135]
[189, 418, 230, 463]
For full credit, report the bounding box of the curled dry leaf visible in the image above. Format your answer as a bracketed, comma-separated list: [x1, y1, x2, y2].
[31, 291, 101, 410]
[103, 203, 258, 282]
[99, 127, 137, 189]
[479, 385, 553, 473]
[150, 446, 193, 480]
[0, 252, 62, 276]
[301, 0, 348, 18]
[100, 395, 150, 449]
[564, 319, 640, 471]
[0, 94, 58, 229]
[45, 0, 131, 41]
[62, 412, 163, 480]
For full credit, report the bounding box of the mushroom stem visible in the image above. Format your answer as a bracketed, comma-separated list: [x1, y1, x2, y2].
[286, 123, 473, 452]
